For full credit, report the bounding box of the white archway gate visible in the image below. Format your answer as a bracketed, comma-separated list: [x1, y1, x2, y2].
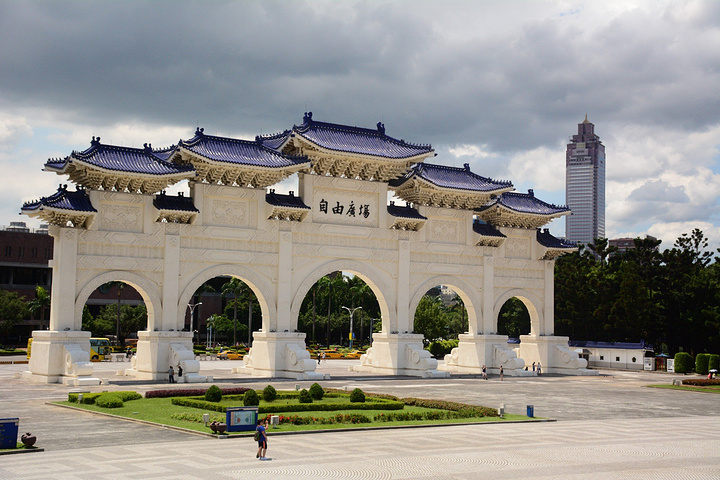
[22, 116, 593, 385]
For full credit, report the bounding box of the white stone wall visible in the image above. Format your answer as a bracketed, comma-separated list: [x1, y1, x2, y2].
[30, 175, 591, 381]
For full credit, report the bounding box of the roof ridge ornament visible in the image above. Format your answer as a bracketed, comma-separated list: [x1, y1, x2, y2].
[303, 111, 313, 124]
[91, 136, 101, 146]
[143, 143, 153, 153]
[377, 122, 385, 135]
[195, 127, 204, 136]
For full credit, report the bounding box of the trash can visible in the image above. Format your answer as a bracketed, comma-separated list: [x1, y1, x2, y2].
[526, 405, 534, 418]
[0, 418, 19, 449]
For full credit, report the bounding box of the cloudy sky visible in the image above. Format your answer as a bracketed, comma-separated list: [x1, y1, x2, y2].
[1, 0, 718, 251]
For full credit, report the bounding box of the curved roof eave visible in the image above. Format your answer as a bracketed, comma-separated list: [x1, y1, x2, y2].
[177, 147, 311, 171]
[295, 134, 434, 162]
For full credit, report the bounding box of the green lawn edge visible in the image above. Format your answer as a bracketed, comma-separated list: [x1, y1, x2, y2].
[646, 384, 720, 394]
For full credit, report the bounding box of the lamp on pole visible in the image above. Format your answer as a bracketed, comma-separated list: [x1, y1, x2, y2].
[341, 306, 362, 349]
[187, 302, 202, 345]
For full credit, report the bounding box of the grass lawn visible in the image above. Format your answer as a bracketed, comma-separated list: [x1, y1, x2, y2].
[55, 393, 534, 435]
[647, 384, 720, 394]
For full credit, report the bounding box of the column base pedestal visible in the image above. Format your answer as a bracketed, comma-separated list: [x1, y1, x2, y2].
[238, 331, 322, 380]
[518, 335, 597, 375]
[24, 330, 101, 385]
[353, 333, 449, 377]
[439, 334, 527, 376]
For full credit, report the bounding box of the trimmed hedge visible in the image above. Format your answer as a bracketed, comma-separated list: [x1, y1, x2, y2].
[298, 389, 313, 403]
[428, 339, 459, 358]
[673, 352, 694, 374]
[145, 387, 250, 398]
[262, 385, 277, 402]
[350, 388, 365, 403]
[309, 383, 324, 400]
[171, 397, 226, 412]
[244, 389, 260, 406]
[96, 393, 124, 408]
[170, 394, 404, 414]
[205, 385, 222, 402]
[709, 354, 720, 372]
[68, 391, 141, 404]
[400, 397, 499, 417]
[696, 353, 710, 375]
[682, 378, 720, 386]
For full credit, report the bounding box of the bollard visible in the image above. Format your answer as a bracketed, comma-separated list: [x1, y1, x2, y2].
[202, 413, 210, 426]
[526, 405, 534, 417]
[78, 394, 83, 404]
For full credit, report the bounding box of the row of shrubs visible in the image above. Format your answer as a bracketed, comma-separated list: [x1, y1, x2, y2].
[427, 339, 459, 358]
[68, 391, 142, 408]
[673, 352, 720, 374]
[681, 378, 720, 386]
[261, 413, 372, 425]
[145, 386, 251, 398]
[170, 390, 402, 414]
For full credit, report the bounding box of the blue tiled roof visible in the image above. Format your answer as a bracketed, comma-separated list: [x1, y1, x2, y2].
[45, 138, 193, 176]
[22, 185, 96, 213]
[387, 202, 426, 220]
[568, 340, 653, 351]
[265, 189, 310, 209]
[289, 112, 433, 159]
[257, 131, 291, 151]
[153, 192, 198, 212]
[536, 229, 576, 248]
[389, 162, 513, 192]
[473, 219, 506, 238]
[476, 190, 569, 215]
[180, 128, 309, 168]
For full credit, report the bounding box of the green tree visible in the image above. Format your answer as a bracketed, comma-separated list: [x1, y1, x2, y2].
[27, 286, 51, 328]
[498, 298, 530, 338]
[0, 290, 29, 339]
[414, 295, 448, 341]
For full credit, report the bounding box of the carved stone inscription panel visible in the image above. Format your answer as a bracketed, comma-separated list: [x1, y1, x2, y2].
[312, 189, 378, 227]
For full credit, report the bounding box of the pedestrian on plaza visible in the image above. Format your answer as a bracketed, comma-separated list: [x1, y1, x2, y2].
[317, 352, 321, 364]
[537, 363, 542, 376]
[256, 418, 268, 460]
[168, 365, 175, 383]
[178, 364, 183, 378]
[322, 351, 326, 362]
[126, 347, 132, 359]
[500, 365, 504, 381]
[532, 361, 536, 372]
[482, 365, 487, 380]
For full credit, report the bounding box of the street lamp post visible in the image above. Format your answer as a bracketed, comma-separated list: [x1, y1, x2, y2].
[341, 306, 362, 350]
[187, 302, 202, 345]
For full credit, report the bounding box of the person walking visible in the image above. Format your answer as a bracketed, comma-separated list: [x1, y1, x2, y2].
[482, 365, 487, 380]
[532, 361, 536, 372]
[537, 362, 542, 376]
[168, 365, 175, 383]
[256, 418, 268, 460]
[178, 364, 183, 378]
[499, 365, 504, 381]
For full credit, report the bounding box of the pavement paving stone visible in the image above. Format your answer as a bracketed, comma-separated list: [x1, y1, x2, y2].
[0, 357, 718, 479]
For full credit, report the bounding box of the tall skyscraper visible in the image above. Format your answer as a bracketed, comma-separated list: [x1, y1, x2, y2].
[565, 115, 605, 245]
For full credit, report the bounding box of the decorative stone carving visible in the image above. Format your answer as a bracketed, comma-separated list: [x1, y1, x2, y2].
[429, 220, 459, 243]
[101, 204, 142, 232]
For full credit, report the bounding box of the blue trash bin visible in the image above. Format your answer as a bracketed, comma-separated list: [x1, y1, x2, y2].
[0, 418, 19, 449]
[526, 405, 534, 418]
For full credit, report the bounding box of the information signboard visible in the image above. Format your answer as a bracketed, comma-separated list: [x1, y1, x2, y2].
[0, 418, 19, 449]
[226, 407, 258, 432]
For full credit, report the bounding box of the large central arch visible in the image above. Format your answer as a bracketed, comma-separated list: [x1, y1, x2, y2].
[290, 259, 394, 334]
[178, 264, 275, 332]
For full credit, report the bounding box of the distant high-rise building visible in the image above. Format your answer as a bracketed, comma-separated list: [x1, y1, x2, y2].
[565, 115, 605, 245]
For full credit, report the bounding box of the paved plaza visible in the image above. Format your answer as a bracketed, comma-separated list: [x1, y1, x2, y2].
[1, 358, 718, 479]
